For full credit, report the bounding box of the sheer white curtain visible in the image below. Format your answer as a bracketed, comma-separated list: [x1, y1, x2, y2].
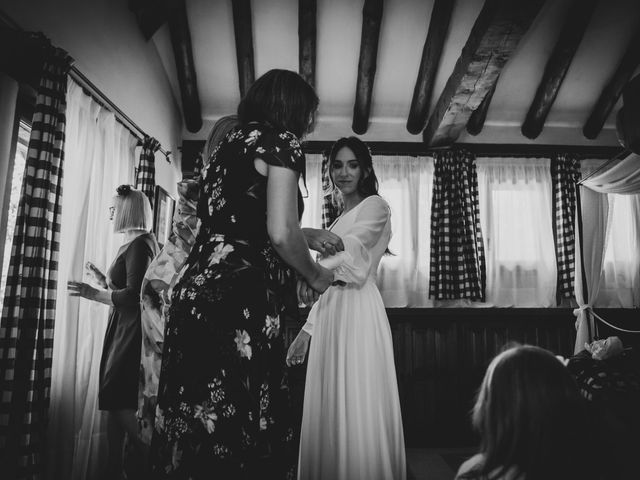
[476, 158, 556, 307]
[374, 156, 433, 307]
[302, 154, 434, 307]
[574, 157, 640, 351]
[595, 193, 640, 307]
[46, 79, 137, 480]
[301, 153, 324, 230]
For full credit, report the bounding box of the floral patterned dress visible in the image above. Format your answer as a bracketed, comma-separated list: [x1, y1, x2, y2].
[151, 123, 305, 479]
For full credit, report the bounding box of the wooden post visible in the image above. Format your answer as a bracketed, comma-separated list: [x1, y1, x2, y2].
[583, 25, 640, 139]
[466, 80, 497, 136]
[406, 0, 455, 135]
[522, 0, 598, 140]
[352, 0, 384, 135]
[231, 0, 255, 98]
[298, 0, 317, 87]
[423, 0, 544, 146]
[168, 0, 202, 132]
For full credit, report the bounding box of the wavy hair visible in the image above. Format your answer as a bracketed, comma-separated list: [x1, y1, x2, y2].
[237, 69, 318, 138]
[328, 136, 379, 198]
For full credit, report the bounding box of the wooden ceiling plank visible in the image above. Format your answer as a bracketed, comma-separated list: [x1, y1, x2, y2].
[231, 0, 255, 98]
[298, 0, 317, 87]
[423, 0, 544, 146]
[168, 0, 202, 133]
[583, 25, 640, 139]
[406, 0, 455, 135]
[352, 0, 384, 135]
[521, 0, 598, 140]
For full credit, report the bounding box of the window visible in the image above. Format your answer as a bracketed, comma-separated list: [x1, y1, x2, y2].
[0, 119, 30, 306]
[476, 158, 556, 307]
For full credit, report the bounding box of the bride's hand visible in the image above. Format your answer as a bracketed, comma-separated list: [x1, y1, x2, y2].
[286, 330, 310, 367]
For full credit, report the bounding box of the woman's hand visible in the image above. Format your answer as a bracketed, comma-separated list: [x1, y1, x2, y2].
[67, 281, 99, 301]
[85, 261, 107, 288]
[286, 330, 310, 366]
[306, 264, 334, 295]
[302, 228, 344, 256]
[297, 279, 320, 307]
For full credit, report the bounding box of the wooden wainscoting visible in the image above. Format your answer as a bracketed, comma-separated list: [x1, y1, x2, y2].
[284, 308, 638, 447]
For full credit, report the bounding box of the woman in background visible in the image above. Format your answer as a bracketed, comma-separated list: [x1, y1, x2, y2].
[151, 69, 334, 479]
[138, 115, 239, 446]
[455, 344, 600, 480]
[287, 136, 406, 480]
[68, 185, 158, 480]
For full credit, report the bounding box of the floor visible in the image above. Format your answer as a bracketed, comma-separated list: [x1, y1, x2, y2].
[406, 447, 476, 480]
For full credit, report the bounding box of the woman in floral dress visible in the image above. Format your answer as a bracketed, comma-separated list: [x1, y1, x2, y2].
[151, 69, 334, 479]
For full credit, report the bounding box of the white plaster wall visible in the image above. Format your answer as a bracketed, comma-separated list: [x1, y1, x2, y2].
[0, 0, 183, 197]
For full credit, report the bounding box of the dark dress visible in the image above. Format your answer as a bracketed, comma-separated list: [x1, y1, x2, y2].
[151, 123, 304, 479]
[99, 232, 158, 410]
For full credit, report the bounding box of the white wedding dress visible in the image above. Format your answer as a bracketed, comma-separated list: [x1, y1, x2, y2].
[298, 195, 406, 480]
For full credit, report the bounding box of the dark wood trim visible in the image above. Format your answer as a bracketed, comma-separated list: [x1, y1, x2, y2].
[583, 25, 640, 139]
[423, 0, 544, 146]
[298, 0, 317, 87]
[406, 0, 455, 135]
[522, 0, 598, 139]
[128, 0, 169, 40]
[168, 0, 202, 133]
[352, 0, 384, 135]
[231, 0, 255, 98]
[301, 141, 623, 158]
[466, 79, 496, 136]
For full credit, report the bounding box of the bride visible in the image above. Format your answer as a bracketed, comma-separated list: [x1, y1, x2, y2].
[287, 137, 406, 480]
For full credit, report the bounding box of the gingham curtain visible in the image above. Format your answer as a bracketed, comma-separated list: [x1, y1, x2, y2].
[552, 154, 580, 300]
[0, 45, 72, 479]
[320, 150, 342, 229]
[429, 150, 486, 301]
[135, 136, 160, 208]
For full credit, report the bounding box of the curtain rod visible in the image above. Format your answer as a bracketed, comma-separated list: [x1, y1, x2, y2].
[69, 68, 171, 162]
[0, 8, 171, 163]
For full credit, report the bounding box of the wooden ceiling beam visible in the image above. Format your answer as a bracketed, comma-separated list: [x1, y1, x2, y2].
[231, 0, 255, 98]
[466, 79, 497, 136]
[522, 0, 598, 139]
[168, 0, 202, 132]
[406, 0, 455, 135]
[298, 0, 317, 87]
[352, 0, 384, 135]
[423, 0, 544, 146]
[583, 25, 640, 139]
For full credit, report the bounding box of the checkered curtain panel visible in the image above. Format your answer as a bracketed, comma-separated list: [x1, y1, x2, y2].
[0, 46, 72, 479]
[321, 150, 342, 229]
[429, 150, 486, 301]
[552, 154, 580, 299]
[135, 136, 160, 208]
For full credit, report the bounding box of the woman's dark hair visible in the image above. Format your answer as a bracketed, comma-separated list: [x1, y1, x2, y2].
[460, 344, 598, 480]
[328, 136, 379, 198]
[237, 69, 319, 138]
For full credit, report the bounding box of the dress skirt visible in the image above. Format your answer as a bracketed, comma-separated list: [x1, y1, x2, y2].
[298, 279, 406, 480]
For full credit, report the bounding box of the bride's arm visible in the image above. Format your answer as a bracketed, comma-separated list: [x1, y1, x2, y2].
[317, 196, 390, 287]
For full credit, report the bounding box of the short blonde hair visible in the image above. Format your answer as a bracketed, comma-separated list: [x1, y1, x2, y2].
[112, 186, 153, 233]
